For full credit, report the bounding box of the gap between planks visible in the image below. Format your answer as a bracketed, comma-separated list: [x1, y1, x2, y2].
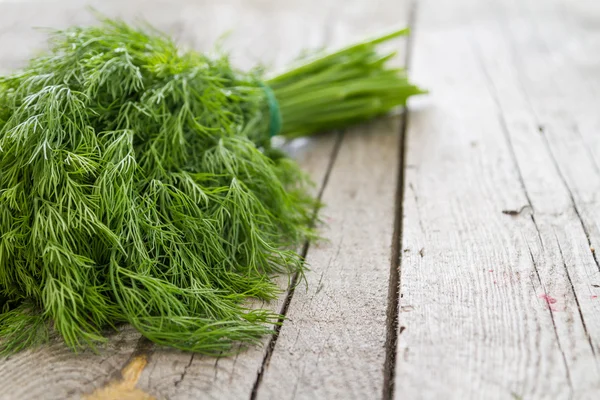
[382, 1, 418, 399]
[250, 132, 345, 400]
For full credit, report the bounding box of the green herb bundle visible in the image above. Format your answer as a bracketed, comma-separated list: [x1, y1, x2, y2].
[0, 18, 423, 355]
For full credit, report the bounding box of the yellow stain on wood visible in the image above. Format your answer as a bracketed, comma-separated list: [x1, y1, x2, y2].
[84, 355, 155, 400]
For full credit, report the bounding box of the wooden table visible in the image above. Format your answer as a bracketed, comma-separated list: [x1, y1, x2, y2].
[1, 0, 599, 399]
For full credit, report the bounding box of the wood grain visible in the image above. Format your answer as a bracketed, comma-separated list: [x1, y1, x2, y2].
[472, 0, 600, 395]
[395, 0, 600, 398]
[0, 326, 140, 400]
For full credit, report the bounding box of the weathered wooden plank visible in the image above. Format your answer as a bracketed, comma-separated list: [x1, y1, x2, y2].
[0, 0, 187, 72]
[562, 0, 600, 172]
[251, 2, 411, 397]
[397, 1, 563, 398]
[395, 0, 600, 398]
[469, 0, 600, 395]
[256, 120, 405, 398]
[0, 326, 140, 400]
[258, 116, 403, 400]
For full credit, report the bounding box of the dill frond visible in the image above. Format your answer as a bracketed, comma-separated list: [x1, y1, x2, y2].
[0, 17, 423, 356]
[0, 17, 315, 355]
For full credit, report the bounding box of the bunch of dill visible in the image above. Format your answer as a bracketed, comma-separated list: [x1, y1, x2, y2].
[0, 19, 316, 355]
[0, 18, 423, 355]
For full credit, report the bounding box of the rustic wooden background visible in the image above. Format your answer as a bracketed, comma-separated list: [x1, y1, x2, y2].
[0, 0, 599, 399]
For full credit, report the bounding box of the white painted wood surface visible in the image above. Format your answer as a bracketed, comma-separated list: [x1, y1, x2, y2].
[396, 0, 600, 398]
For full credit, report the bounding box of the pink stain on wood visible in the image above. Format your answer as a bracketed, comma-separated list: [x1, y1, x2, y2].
[540, 294, 557, 309]
[540, 294, 557, 304]
[592, 295, 598, 299]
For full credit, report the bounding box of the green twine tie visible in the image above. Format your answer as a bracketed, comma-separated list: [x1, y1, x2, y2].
[259, 82, 282, 137]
